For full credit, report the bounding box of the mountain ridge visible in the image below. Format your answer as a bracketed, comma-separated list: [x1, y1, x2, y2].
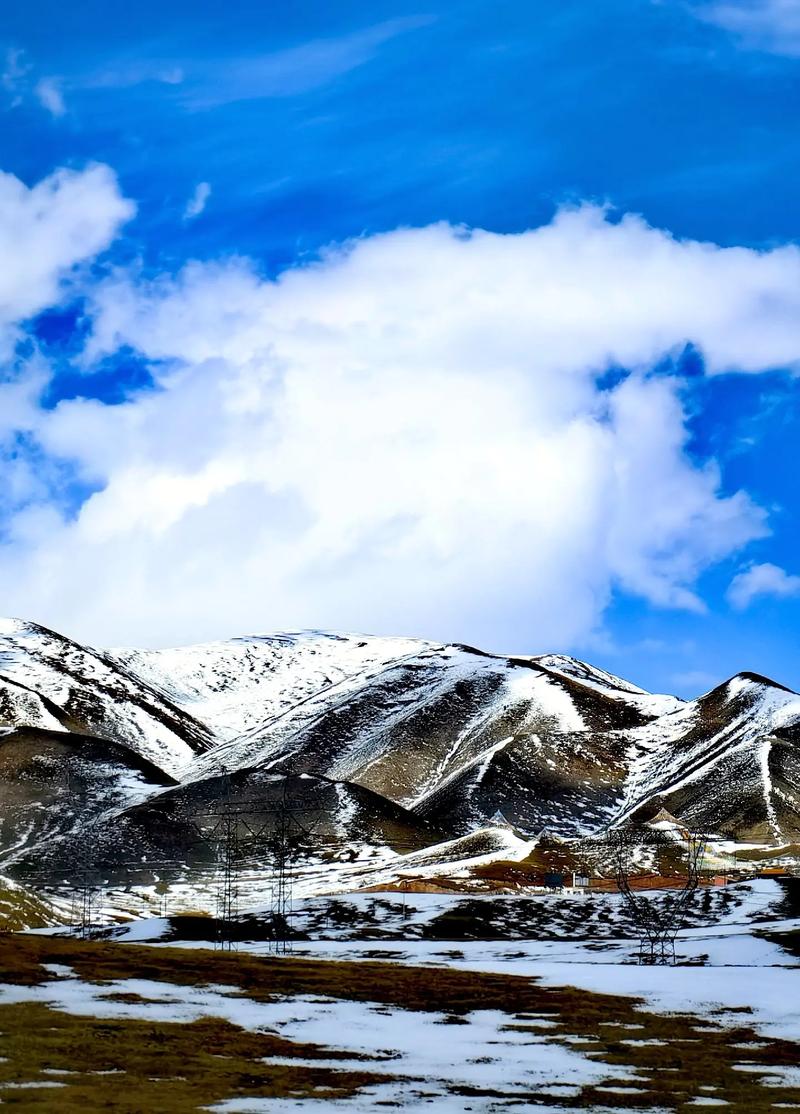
[1, 618, 800, 906]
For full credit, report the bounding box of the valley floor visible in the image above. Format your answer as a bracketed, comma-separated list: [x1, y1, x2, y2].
[4, 888, 800, 1113]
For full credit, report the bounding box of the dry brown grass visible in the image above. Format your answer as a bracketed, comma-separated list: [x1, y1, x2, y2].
[735, 844, 800, 863]
[0, 933, 798, 1111]
[0, 1001, 389, 1111]
[0, 881, 61, 932]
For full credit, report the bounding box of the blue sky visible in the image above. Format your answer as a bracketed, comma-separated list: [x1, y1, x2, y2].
[6, 0, 800, 257]
[1, 0, 800, 694]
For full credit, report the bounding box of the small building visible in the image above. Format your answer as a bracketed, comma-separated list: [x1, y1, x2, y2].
[543, 871, 565, 891]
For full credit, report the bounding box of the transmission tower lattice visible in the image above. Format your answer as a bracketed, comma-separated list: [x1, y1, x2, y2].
[195, 777, 317, 953]
[588, 826, 707, 964]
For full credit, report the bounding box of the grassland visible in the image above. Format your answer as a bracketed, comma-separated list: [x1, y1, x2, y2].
[0, 880, 62, 932]
[0, 932, 798, 1111]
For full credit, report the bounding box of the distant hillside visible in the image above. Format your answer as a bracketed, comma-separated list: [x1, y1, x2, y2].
[1, 618, 799, 909]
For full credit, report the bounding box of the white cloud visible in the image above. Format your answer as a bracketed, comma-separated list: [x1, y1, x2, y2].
[0, 164, 132, 548]
[0, 163, 133, 357]
[727, 562, 800, 608]
[85, 63, 184, 90]
[695, 0, 800, 55]
[3, 203, 797, 649]
[34, 77, 66, 117]
[74, 18, 426, 108]
[1, 48, 31, 107]
[180, 17, 433, 108]
[183, 181, 211, 221]
[2, 52, 68, 115]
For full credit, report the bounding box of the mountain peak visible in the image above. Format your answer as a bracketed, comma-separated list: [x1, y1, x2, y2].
[2, 618, 800, 898]
[729, 670, 796, 694]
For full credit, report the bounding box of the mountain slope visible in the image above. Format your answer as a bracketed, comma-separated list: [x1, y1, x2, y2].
[108, 631, 433, 746]
[175, 642, 681, 816]
[0, 725, 175, 869]
[1, 620, 800, 901]
[0, 619, 213, 775]
[617, 673, 800, 841]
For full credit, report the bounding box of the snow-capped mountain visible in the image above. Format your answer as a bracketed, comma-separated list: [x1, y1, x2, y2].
[1, 618, 800, 898]
[0, 618, 213, 774]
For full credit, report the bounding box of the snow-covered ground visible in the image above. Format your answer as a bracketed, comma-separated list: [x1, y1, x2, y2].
[7, 912, 800, 1110]
[281, 936, 800, 1041]
[0, 970, 627, 1110]
[79, 879, 800, 1046]
[9, 880, 800, 1110]
[95, 874, 797, 940]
